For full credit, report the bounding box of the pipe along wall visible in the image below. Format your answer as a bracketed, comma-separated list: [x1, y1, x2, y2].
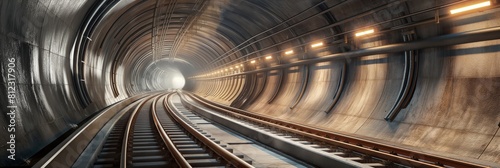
[1, 0, 500, 166]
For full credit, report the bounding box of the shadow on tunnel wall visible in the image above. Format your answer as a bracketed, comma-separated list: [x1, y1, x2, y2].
[1, 0, 500, 166]
[0, 0, 106, 166]
[190, 0, 500, 164]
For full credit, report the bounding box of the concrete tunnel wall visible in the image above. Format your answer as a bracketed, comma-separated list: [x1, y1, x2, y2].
[0, 0, 499, 166]
[0, 0, 104, 165]
[190, 3, 500, 164]
[0, 1, 197, 165]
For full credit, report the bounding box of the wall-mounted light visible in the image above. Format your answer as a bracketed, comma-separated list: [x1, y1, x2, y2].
[265, 55, 272, 60]
[250, 60, 256, 64]
[285, 50, 294, 55]
[240, 64, 243, 67]
[311, 42, 324, 48]
[230, 67, 233, 70]
[235, 65, 239, 68]
[450, 1, 491, 14]
[355, 29, 375, 37]
[225, 69, 228, 71]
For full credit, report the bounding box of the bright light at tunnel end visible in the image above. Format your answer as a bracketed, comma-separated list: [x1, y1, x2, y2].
[172, 76, 186, 89]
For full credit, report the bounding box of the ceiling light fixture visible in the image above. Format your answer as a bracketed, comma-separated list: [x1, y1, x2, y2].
[311, 42, 324, 48]
[355, 29, 375, 37]
[450, 1, 491, 14]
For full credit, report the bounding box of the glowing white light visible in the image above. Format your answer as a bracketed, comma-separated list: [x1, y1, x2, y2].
[450, 1, 491, 14]
[285, 50, 294, 55]
[172, 76, 185, 89]
[311, 42, 324, 48]
[355, 29, 375, 37]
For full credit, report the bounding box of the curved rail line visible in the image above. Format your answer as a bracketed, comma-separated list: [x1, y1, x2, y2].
[184, 91, 489, 168]
[120, 95, 175, 167]
[151, 96, 191, 168]
[163, 93, 254, 168]
[91, 93, 253, 168]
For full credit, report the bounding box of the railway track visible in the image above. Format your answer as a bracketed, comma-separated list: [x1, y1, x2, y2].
[44, 91, 491, 168]
[91, 93, 253, 168]
[179, 91, 491, 168]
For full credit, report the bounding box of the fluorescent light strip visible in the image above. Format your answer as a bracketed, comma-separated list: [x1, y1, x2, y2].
[285, 50, 294, 55]
[311, 42, 324, 48]
[355, 29, 375, 37]
[265, 55, 272, 60]
[451, 1, 491, 14]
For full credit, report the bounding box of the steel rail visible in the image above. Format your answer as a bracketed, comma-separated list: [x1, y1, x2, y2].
[151, 95, 192, 167]
[120, 95, 160, 168]
[184, 92, 489, 168]
[35, 93, 150, 168]
[163, 94, 254, 168]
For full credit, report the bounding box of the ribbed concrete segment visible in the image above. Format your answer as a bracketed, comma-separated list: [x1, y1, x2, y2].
[0, 0, 499, 167]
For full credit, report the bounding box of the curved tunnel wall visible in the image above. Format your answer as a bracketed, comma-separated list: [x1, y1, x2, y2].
[1, 0, 500, 166]
[0, 0, 103, 165]
[189, 0, 500, 164]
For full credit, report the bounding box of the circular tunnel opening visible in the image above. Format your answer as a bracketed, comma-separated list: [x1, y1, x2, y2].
[172, 76, 186, 89]
[142, 58, 192, 91]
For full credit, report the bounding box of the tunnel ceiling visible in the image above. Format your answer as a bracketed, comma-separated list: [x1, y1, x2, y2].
[2, 0, 500, 166]
[90, 0, 382, 79]
[93, 0, 304, 70]
[90, 0, 500, 83]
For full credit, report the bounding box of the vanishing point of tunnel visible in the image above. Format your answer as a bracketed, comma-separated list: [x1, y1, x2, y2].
[1, 0, 500, 167]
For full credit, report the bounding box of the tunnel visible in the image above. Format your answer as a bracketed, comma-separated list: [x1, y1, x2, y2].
[1, 0, 500, 167]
